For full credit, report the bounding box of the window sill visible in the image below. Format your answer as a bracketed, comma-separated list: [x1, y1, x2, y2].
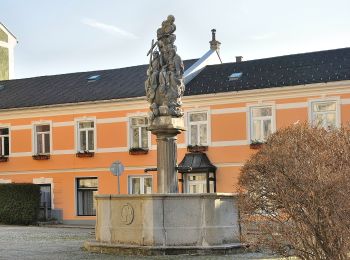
[0, 156, 9, 162]
[249, 142, 265, 149]
[32, 154, 50, 160]
[76, 151, 95, 158]
[129, 148, 149, 155]
[187, 145, 208, 153]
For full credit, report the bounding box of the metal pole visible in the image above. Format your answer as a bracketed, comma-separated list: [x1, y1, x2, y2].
[118, 175, 120, 194]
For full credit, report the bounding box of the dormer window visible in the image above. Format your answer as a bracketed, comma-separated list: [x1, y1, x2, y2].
[228, 72, 243, 81]
[87, 75, 101, 82]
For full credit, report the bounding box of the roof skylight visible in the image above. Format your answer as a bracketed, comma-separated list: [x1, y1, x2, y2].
[228, 72, 243, 81]
[0, 85, 5, 90]
[87, 75, 101, 82]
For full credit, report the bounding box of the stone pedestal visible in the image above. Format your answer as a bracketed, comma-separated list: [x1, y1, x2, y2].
[84, 193, 243, 256]
[148, 116, 185, 194]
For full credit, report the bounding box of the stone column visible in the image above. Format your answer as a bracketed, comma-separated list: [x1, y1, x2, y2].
[149, 115, 185, 194]
[156, 131, 178, 193]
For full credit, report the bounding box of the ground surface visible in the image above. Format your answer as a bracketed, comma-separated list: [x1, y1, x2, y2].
[0, 225, 281, 260]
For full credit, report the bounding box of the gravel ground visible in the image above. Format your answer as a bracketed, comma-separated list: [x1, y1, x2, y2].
[0, 225, 281, 260]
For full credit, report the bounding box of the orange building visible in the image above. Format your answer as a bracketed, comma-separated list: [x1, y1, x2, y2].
[0, 34, 350, 224]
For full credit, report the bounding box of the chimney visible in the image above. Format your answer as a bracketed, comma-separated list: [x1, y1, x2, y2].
[209, 29, 221, 52]
[236, 56, 243, 63]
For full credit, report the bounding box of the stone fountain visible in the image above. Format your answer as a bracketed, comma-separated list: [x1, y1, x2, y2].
[84, 15, 242, 256]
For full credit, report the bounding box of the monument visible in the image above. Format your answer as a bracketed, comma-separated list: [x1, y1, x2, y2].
[145, 14, 185, 194]
[84, 15, 242, 256]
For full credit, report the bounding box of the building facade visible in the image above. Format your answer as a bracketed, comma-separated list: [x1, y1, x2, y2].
[0, 32, 349, 224]
[0, 23, 17, 80]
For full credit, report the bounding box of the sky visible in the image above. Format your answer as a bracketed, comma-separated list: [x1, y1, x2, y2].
[1, 0, 350, 79]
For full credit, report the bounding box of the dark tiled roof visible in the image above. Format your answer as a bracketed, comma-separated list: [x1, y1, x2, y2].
[178, 152, 216, 173]
[0, 59, 197, 110]
[1, 47, 350, 110]
[186, 47, 350, 96]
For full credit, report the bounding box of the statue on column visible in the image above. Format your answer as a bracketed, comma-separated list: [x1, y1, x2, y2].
[145, 15, 185, 121]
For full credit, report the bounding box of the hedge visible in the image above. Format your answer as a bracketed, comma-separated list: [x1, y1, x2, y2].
[0, 183, 40, 225]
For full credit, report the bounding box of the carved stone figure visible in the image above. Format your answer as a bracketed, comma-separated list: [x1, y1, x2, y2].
[145, 51, 160, 104]
[145, 15, 185, 121]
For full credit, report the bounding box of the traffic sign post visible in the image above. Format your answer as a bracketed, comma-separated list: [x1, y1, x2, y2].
[110, 161, 124, 194]
[118, 175, 120, 194]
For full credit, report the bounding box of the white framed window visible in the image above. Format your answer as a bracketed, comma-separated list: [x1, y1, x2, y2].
[33, 177, 54, 209]
[128, 176, 152, 194]
[185, 174, 208, 194]
[76, 177, 98, 216]
[129, 117, 149, 149]
[77, 121, 95, 152]
[188, 111, 209, 146]
[39, 184, 52, 209]
[0, 128, 9, 157]
[310, 100, 339, 129]
[250, 106, 274, 142]
[34, 124, 51, 154]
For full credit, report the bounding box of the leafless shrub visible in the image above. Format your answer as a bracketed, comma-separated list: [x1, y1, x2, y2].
[239, 123, 350, 260]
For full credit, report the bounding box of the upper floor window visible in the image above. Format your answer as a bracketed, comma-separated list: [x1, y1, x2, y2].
[130, 117, 149, 149]
[34, 125, 50, 154]
[250, 106, 273, 142]
[77, 121, 95, 152]
[188, 111, 209, 146]
[0, 128, 9, 157]
[128, 175, 152, 194]
[311, 101, 338, 129]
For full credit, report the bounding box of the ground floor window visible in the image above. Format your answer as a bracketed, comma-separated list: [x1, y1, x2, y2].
[76, 178, 98, 216]
[185, 174, 207, 193]
[128, 176, 152, 194]
[178, 152, 217, 194]
[183, 173, 215, 194]
[39, 184, 52, 209]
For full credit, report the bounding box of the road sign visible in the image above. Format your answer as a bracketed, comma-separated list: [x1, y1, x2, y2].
[110, 161, 124, 176]
[110, 161, 124, 194]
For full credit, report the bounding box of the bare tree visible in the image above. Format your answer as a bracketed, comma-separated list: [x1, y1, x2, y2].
[239, 123, 350, 260]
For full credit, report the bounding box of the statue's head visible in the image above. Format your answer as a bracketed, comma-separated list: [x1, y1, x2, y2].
[167, 15, 175, 24]
[153, 51, 159, 57]
[170, 48, 176, 57]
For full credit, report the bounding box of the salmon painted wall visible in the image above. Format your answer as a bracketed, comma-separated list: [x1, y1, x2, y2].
[1, 87, 350, 221]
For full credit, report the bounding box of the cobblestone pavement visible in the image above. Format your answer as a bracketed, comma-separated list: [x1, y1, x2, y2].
[0, 225, 280, 260]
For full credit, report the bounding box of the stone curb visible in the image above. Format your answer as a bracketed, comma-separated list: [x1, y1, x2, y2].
[38, 224, 94, 229]
[84, 240, 247, 256]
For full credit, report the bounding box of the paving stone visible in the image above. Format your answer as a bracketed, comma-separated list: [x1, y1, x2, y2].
[0, 225, 279, 260]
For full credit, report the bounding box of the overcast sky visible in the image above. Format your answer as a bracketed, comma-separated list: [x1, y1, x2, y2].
[1, 0, 350, 79]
